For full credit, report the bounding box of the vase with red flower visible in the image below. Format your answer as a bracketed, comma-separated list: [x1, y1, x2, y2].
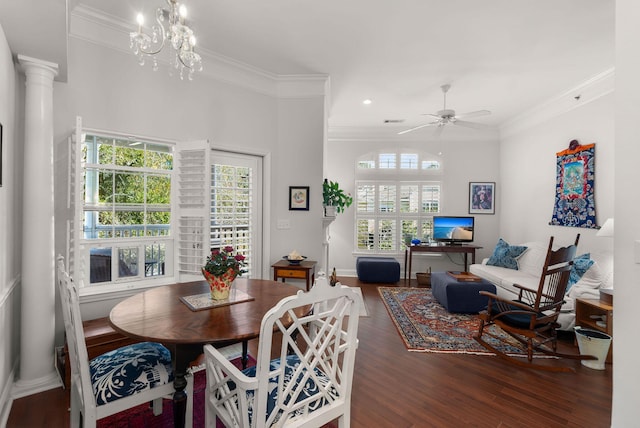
[202, 246, 247, 300]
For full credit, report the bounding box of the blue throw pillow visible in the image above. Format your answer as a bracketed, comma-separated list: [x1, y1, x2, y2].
[486, 238, 527, 270]
[567, 253, 594, 293]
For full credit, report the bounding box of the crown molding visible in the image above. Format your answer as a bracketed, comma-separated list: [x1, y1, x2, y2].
[70, 5, 328, 99]
[327, 125, 499, 143]
[500, 68, 615, 138]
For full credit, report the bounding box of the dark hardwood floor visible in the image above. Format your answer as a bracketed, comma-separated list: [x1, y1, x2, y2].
[7, 277, 612, 427]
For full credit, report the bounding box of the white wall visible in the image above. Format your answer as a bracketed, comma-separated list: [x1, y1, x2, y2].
[499, 92, 615, 256]
[51, 36, 326, 313]
[0, 22, 22, 425]
[326, 128, 501, 276]
[613, 1, 640, 425]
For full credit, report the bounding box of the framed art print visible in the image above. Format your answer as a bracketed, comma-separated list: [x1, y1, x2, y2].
[469, 182, 495, 214]
[289, 186, 309, 211]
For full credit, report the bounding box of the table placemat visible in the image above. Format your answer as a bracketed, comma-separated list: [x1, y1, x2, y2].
[180, 289, 254, 311]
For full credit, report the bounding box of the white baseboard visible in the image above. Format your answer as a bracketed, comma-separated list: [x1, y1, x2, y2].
[11, 370, 61, 399]
[0, 362, 17, 428]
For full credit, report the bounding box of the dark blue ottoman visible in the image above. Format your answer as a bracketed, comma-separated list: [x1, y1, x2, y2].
[356, 257, 400, 283]
[431, 272, 496, 313]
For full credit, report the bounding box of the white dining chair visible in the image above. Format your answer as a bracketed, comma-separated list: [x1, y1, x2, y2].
[56, 256, 193, 427]
[204, 272, 362, 428]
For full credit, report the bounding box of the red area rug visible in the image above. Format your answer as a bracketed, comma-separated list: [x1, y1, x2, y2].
[97, 354, 255, 428]
[378, 287, 548, 356]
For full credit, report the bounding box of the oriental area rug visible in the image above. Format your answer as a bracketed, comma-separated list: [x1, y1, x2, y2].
[378, 286, 545, 356]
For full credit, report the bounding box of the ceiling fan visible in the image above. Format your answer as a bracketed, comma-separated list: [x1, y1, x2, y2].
[398, 84, 491, 135]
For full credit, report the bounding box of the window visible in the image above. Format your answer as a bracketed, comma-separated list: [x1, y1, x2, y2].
[355, 150, 441, 253]
[79, 133, 174, 288]
[210, 161, 255, 277]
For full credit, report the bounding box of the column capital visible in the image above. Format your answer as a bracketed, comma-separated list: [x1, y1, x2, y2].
[17, 55, 59, 78]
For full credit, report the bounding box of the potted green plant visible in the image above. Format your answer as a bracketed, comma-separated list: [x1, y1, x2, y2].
[322, 179, 353, 216]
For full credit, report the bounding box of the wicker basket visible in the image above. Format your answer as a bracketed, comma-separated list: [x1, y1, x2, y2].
[416, 271, 431, 286]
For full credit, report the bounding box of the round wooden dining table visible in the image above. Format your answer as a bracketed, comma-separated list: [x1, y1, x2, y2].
[109, 278, 305, 428]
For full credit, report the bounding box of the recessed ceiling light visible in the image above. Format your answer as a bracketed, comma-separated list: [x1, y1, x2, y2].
[362, 99, 372, 105]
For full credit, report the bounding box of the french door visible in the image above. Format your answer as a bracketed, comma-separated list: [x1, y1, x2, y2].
[209, 151, 262, 277]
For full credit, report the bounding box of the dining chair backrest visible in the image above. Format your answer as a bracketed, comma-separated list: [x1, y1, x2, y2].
[56, 255, 190, 427]
[57, 256, 98, 419]
[205, 273, 362, 428]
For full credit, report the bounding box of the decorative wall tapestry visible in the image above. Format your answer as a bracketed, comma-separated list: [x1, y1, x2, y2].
[549, 140, 598, 228]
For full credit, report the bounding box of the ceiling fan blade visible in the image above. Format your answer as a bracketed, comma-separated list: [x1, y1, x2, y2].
[421, 113, 442, 119]
[455, 110, 491, 120]
[397, 121, 440, 135]
[452, 120, 489, 129]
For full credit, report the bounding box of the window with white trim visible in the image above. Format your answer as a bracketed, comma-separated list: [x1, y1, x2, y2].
[78, 132, 174, 288]
[355, 151, 441, 252]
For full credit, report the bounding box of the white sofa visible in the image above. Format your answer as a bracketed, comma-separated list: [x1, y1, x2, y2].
[469, 241, 613, 330]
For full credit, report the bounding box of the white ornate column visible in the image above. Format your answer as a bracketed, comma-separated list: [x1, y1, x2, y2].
[322, 216, 335, 274]
[14, 55, 60, 397]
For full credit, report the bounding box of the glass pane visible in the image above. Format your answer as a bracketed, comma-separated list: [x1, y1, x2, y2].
[422, 160, 440, 170]
[114, 172, 144, 204]
[357, 160, 375, 169]
[96, 137, 115, 165]
[88, 211, 114, 239]
[378, 219, 396, 251]
[422, 185, 440, 213]
[400, 185, 419, 213]
[356, 184, 375, 213]
[117, 247, 139, 277]
[115, 139, 144, 168]
[421, 219, 434, 242]
[146, 144, 173, 170]
[400, 154, 418, 169]
[145, 243, 166, 277]
[356, 219, 375, 250]
[379, 153, 396, 169]
[401, 220, 417, 246]
[378, 185, 396, 213]
[113, 211, 145, 237]
[89, 248, 112, 283]
[97, 170, 114, 204]
[147, 174, 171, 204]
[146, 211, 171, 236]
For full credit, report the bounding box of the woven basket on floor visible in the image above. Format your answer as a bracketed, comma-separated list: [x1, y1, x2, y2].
[416, 272, 431, 286]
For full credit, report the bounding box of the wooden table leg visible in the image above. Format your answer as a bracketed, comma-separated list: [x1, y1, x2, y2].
[170, 344, 202, 428]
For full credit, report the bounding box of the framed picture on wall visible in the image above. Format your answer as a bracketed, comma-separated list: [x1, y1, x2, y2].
[469, 182, 495, 214]
[289, 186, 310, 211]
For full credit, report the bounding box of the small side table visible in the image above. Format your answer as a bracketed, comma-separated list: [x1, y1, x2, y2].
[575, 298, 613, 363]
[272, 260, 317, 291]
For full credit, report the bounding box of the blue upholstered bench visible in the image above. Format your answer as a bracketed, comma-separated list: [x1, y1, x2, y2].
[431, 271, 496, 313]
[356, 257, 400, 283]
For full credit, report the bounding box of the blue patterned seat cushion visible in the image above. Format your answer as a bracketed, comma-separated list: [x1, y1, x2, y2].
[486, 238, 528, 270]
[89, 342, 173, 406]
[236, 354, 339, 425]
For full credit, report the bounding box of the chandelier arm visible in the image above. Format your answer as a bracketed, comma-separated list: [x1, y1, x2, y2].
[130, 0, 202, 78]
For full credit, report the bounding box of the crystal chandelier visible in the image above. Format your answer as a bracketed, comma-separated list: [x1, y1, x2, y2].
[129, 0, 203, 80]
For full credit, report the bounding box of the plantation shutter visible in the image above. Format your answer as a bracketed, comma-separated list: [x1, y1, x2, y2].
[67, 116, 83, 281]
[175, 140, 211, 282]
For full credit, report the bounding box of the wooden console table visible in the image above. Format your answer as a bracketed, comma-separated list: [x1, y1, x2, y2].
[404, 244, 482, 280]
[272, 259, 317, 291]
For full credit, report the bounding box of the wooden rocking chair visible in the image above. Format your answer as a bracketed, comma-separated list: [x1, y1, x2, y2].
[474, 234, 594, 372]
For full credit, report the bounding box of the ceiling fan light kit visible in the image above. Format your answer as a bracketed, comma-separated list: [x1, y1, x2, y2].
[398, 84, 491, 135]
